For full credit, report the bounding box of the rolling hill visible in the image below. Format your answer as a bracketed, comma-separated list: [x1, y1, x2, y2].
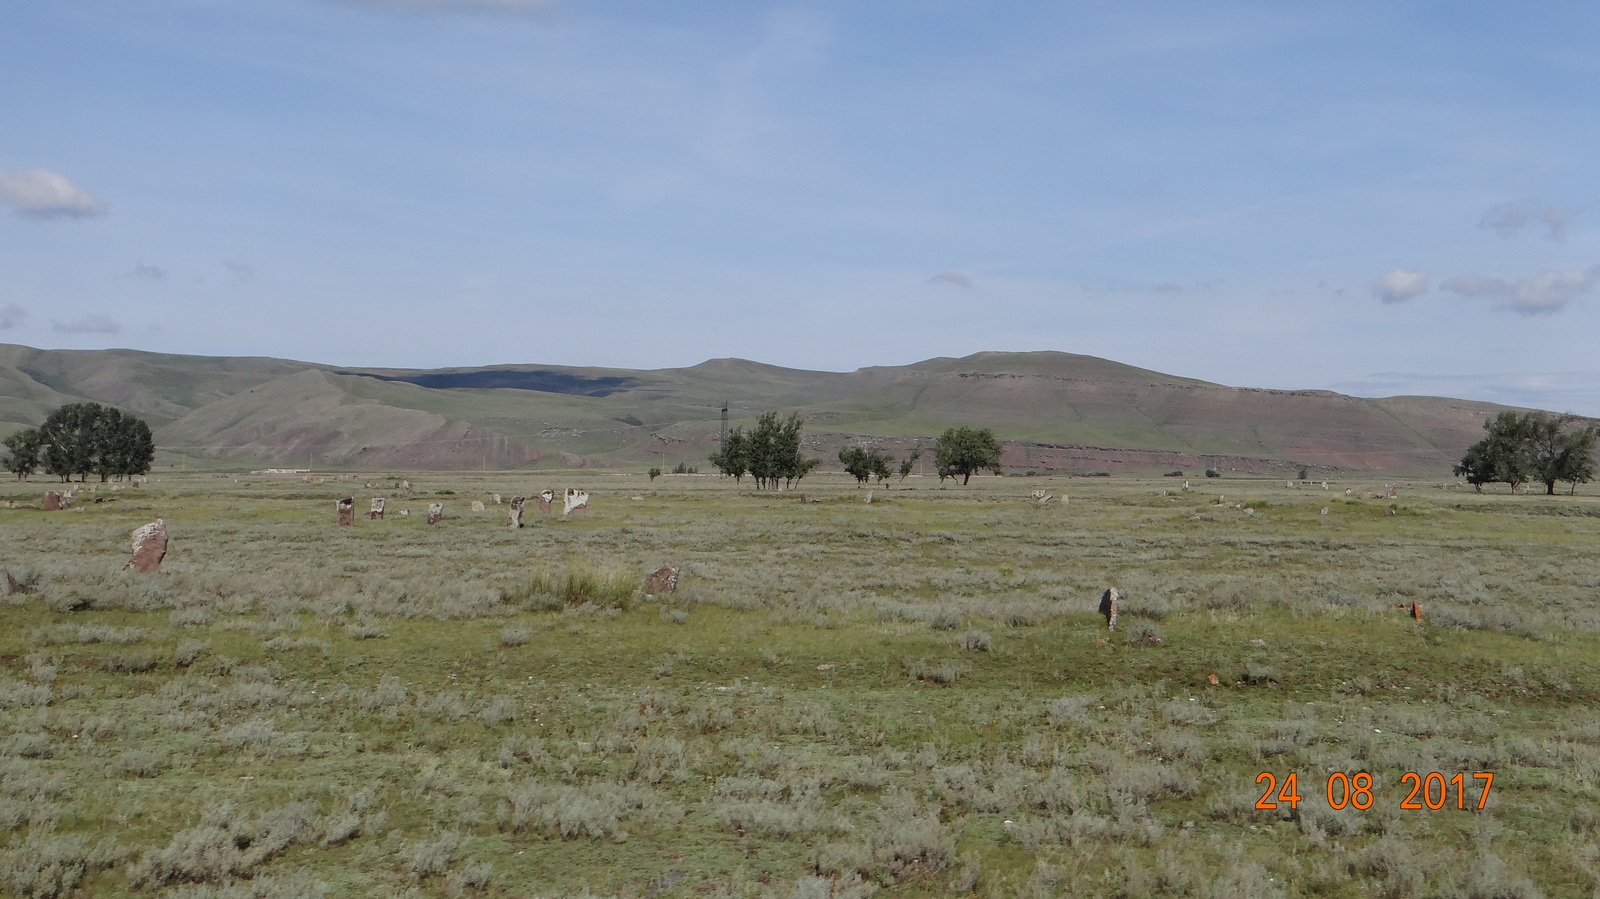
[0, 344, 1521, 476]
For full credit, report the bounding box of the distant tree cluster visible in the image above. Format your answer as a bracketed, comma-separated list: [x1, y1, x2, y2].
[838, 446, 894, 486]
[1454, 411, 1597, 495]
[709, 412, 821, 489]
[3, 402, 155, 482]
[934, 426, 1003, 484]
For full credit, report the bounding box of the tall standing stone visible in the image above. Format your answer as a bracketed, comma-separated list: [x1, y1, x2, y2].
[123, 518, 168, 573]
[427, 503, 444, 525]
[507, 496, 525, 529]
[563, 488, 589, 516]
[42, 492, 62, 511]
[471, 500, 485, 512]
[337, 498, 354, 526]
[491, 494, 502, 505]
[370, 497, 385, 520]
[1100, 587, 1120, 631]
[537, 490, 554, 515]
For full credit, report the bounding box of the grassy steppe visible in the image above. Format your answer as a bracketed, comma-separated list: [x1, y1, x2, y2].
[2, 472, 1599, 898]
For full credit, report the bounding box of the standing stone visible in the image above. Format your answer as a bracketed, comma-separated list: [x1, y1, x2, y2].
[43, 491, 62, 511]
[398, 509, 409, 518]
[402, 480, 413, 495]
[563, 488, 589, 515]
[471, 500, 485, 512]
[1345, 488, 1354, 496]
[370, 497, 385, 520]
[1386, 484, 1398, 499]
[1410, 602, 1423, 621]
[0, 570, 20, 596]
[644, 564, 681, 597]
[122, 518, 168, 573]
[864, 491, 873, 504]
[1322, 481, 1329, 490]
[491, 493, 502, 505]
[537, 490, 554, 515]
[337, 498, 354, 526]
[427, 503, 444, 525]
[1320, 507, 1329, 516]
[507, 496, 525, 529]
[1100, 587, 1120, 631]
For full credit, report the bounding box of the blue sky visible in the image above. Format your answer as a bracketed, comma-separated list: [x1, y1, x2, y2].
[3, 1, 1599, 414]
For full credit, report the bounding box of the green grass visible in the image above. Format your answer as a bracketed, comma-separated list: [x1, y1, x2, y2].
[1, 472, 1598, 897]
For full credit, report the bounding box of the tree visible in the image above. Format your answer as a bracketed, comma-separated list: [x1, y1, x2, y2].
[1, 428, 43, 480]
[839, 446, 893, 487]
[38, 403, 156, 483]
[1525, 413, 1598, 495]
[1454, 410, 1598, 495]
[899, 449, 921, 482]
[934, 426, 1003, 485]
[711, 412, 818, 489]
[709, 427, 750, 484]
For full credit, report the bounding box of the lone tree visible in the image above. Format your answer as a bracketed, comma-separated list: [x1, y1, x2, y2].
[30, 403, 156, 483]
[710, 412, 819, 489]
[898, 448, 921, 482]
[2, 428, 43, 480]
[1454, 410, 1597, 495]
[934, 426, 1003, 484]
[839, 446, 893, 487]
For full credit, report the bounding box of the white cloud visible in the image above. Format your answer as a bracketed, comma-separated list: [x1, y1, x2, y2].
[928, 271, 973, 288]
[0, 169, 106, 219]
[1478, 199, 1577, 241]
[52, 314, 121, 334]
[126, 263, 167, 281]
[0, 303, 26, 329]
[1441, 266, 1599, 316]
[328, 0, 557, 14]
[1372, 269, 1429, 304]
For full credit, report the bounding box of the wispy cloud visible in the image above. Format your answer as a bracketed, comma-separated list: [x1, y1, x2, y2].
[1478, 199, 1578, 241]
[327, 0, 557, 15]
[0, 169, 106, 219]
[1441, 266, 1600, 316]
[52, 314, 121, 334]
[1372, 269, 1429, 304]
[0, 303, 26, 330]
[125, 263, 167, 281]
[928, 271, 973, 289]
[223, 260, 254, 283]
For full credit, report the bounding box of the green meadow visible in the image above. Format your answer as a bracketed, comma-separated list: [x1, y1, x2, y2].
[3, 471, 1599, 898]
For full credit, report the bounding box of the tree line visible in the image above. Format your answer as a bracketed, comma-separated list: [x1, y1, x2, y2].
[3, 402, 156, 482]
[1454, 410, 1597, 495]
[710, 412, 1005, 488]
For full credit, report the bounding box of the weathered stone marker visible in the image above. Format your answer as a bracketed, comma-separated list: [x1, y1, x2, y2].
[398, 509, 409, 518]
[402, 480, 413, 495]
[563, 488, 588, 516]
[1100, 587, 1119, 631]
[1410, 602, 1423, 621]
[123, 518, 168, 573]
[644, 564, 681, 597]
[43, 491, 62, 511]
[491, 493, 502, 505]
[0, 570, 20, 596]
[337, 498, 354, 526]
[507, 496, 525, 528]
[370, 497, 385, 520]
[471, 500, 485, 512]
[427, 503, 444, 525]
[537, 490, 554, 515]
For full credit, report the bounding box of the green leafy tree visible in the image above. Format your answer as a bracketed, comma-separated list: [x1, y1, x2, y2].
[839, 446, 893, 487]
[1525, 413, 1598, 495]
[934, 426, 1003, 485]
[710, 427, 749, 483]
[1455, 411, 1598, 495]
[38, 403, 156, 483]
[2, 428, 43, 480]
[899, 449, 921, 482]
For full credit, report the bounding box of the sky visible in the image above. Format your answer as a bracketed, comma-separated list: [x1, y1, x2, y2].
[3, 1, 1600, 414]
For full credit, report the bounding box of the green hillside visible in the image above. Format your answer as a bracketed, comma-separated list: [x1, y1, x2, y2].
[0, 344, 1521, 475]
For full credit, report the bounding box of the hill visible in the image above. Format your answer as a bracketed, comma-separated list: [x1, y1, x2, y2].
[0, 344, 1520, 475]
